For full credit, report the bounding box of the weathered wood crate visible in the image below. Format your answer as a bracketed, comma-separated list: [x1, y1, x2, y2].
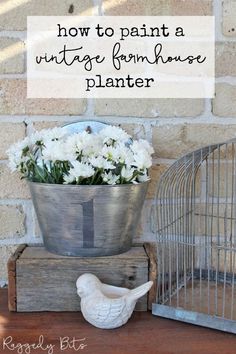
[8, 244, 156, 312]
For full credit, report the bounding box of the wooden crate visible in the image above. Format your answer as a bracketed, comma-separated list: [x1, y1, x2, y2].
[8, 243, 156, 312]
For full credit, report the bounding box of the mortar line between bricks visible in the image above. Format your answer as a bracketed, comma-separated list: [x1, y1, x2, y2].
[0, 31, 26, 39]
[98, 0, 104, 15]
[23, 201, 36, 241]
[3, 116, 236, 124]
[0, 116, 162, 123]
[0, 199, 32, 205]
[17, 116, 159, 123]
[0, 73, 26, 79]
[216, 77, 236, 84]
[0, 240, 25, 246]
[92, 0, 102, 15]
[150, 118, 236, 125]
[213, 0, 224, 42]
[84, 97, 95, 116]
[0, 239, 42, 246]
[154, 158, 176, 165]
[143, 121, 152, 143]
[204, 98, 212, 116]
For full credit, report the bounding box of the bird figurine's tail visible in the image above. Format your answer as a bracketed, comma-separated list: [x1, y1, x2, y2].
[128, 281, 153, 302]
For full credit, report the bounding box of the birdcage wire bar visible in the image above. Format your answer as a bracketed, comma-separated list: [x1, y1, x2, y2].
[152, 140, 236, 334]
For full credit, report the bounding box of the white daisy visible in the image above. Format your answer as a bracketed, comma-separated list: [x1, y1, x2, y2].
[89, 156, 115, 170]
[99, 125, 131, 144]
[121, 166, 135, 181]
[102, 171, 120, 185]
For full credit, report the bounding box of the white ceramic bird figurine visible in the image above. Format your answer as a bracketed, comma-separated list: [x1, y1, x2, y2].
[76, 273, 153, 329]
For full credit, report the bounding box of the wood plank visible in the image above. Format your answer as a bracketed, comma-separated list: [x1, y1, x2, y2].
[144, 242, 157, 310]
[1, 288, 236, 354]
[7, 244, 27, 312]
[20, 245, 147, 260]
[15, 246, 149, 312]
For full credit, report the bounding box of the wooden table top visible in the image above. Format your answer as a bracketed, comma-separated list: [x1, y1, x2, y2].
[0, 288, 236, 354]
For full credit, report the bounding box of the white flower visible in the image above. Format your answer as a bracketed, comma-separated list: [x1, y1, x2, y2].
[63, 174, 76, 184]
[6, 124, 154, 185]
[102, 171, 120, 185]
[65, 132, 102, 159]
[7, 137, 31, 171]
[68, 161, 95, 181]
[137, 173, 150, 183]
[62, 135, 78, 160]
[115, 143, 135, 165]
[101, 143, 134, 166]
[99, 126, 131, 144]
[133, 151, 152, 169]
[28, 131, 44, 145]
[42, 140, 66, 162]
[133, 139, 154, 155]
[41, 127, 67, 142]
[89, 156, 115, 170]
[101, 145, 120, 161]
[121, 166, 135, 181]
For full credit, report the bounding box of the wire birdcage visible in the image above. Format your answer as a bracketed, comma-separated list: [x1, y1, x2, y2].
[152, 140, 236, 334]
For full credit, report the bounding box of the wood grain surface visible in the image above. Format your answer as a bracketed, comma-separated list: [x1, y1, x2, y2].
[1, 289, 236, 354]
[7, 244, 27, 312]
[144, 242, 157, 310]
[10, 245, 150, 312]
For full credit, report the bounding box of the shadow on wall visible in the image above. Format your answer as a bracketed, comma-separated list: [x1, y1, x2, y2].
[0, 0, 212, 66]
[0, 0, 96, 66]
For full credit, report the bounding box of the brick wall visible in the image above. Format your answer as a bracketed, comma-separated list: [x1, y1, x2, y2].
[0, 0, 236, 284]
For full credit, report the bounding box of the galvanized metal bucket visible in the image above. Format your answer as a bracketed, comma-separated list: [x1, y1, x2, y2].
[29, 181, 148, 257]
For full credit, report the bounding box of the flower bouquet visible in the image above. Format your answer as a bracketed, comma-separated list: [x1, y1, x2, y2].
[7, 123, 154, 257]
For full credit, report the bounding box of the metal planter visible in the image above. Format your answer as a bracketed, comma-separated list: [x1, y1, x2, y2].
[29, 181, 148, 257]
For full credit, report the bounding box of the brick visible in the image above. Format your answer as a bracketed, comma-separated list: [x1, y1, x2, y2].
[152, 124, 185, 158]
[95, 98, 204, 118]
[208, 162, 234, 198]
[213, 84, 236, 117]
[184, 124, 235, 148]
[0, 122, 25, 159]
[0, 80, 86, 115]
[150, 162, 201, 199]
[152, 123, 236, 159]
[223, 0, 236, 37]
[0, 0, 95, 31]
[0, 245, 18, 282]
[0, 164, 30, 199]
[0, 80, 25, 115]
[32, 121, 63, 131]
[0, 38, 24, 74]
[134, 199, 155, 242]
[118, 123, 146, 139]
[103, 0, 212, 15]
[216, 42, 236, 77]
[169, 0, 212, 15]
[0, 205, 25, 239]
[147, 164, 169, 199]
